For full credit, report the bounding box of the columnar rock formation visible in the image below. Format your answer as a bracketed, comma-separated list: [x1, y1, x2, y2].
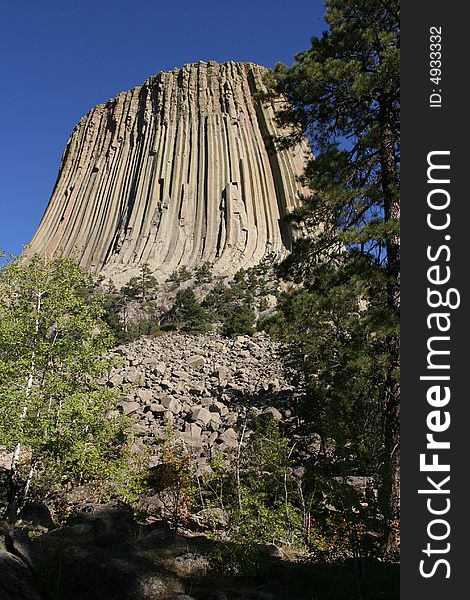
[29, 61, 310, 283]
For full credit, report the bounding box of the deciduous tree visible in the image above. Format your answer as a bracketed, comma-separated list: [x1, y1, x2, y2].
[0, 254, 129, 521]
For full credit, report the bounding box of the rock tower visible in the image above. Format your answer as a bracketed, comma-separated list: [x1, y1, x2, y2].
[28, 61, 310, 283]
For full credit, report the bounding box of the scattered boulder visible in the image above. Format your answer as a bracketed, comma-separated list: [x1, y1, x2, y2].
[185, 423, 202, 438]
[190, 407, 212, 426]
[118, 400, 141, 415]
[108, 373, 124, 387]
[18, 502, 54, 530]
[172, 552, 209, 576]
[261, 543, 284, 559]
[124, 368, 143, 384]
[214, 366, 228, 380]
[186, 355, 206, 369]
[161, 396, 182, 414]
[191, 508, 229, 529]
[260, 407, 283, 423]
[209, 401, 228, 417]
[0, 548, 42, 600]
[218, 428, 237, 444]
[94, 332, 297, 464]
[137, 389, 154, 403]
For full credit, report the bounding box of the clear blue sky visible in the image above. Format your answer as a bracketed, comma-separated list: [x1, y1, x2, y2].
[0, 0, 327, 256]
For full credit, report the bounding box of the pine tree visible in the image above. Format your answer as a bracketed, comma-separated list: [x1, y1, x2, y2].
[194, 262, 214, 284]
[272, 0, 400, 553]
[122, 263, 158, 301]
[169, 288, 208, 333]
[222, 305, 256, 337]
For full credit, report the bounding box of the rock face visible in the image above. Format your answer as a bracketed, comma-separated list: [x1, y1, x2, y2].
[29, 61, 310, 284]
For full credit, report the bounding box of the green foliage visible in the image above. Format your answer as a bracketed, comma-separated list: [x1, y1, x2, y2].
[121, 280, 139, 300]
[145, 432, 195, 532]
[232, 421, 303, 545]
[277, 259, 397, 471]
[194, 262, 213, 284]
[33, 388, 126, 481]
[167, 288, 208, 333]
[267, 259, 399, 554]
[99, 284, 129, 342]
[119, 317, 161, 343]
[273, 0, 399, 278]
[230, 265, 270, 305]
[99, 276, 162, 344]
[221, 306, 256, 337]
[202, 281, 231, 322]
[122, 264, 158, 301]
[194, 418, 383, 571]
[202, 263, 275, 334]
[203, 421, 304, 551]
[166, 265, 192, 285]
[307, 477, 383, 562]
[269, 0, 400, 553]
[0, 254, 131, 519]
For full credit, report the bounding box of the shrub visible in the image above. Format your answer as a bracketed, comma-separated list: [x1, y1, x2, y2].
[221, 305, 256, 336]
[167, 288, 208, 333]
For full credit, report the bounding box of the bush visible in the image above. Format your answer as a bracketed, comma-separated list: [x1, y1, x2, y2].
[222, 305, 256, 336]
[202, 421, 305, 550]
[167, 288, 208, 333]
[144, 433, 195, 532]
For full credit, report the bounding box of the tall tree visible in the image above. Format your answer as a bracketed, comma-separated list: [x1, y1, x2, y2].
[0, 254, 128, 521]
[272, 0, 400, 552]
[122, 263, 158, 302]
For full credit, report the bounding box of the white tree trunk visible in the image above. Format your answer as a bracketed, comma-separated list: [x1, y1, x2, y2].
[8, 289, 43, 520]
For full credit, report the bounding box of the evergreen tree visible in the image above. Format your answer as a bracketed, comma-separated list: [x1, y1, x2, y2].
[122, 263, 158, 301]
[166, 265, 192, 285]
[169, 288, 208, 333]
[194, 262, 214, 285]
[272, 0, 400, 553]
[202, 281, 232, 322]
[100, 282, 128, 340]
[222, 305, 256, 337]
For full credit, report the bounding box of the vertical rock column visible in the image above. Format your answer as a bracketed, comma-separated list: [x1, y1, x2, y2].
[28, 61, 311, 283]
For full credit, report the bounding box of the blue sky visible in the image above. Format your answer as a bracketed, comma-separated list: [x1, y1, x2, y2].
[0, 0, 326, 255]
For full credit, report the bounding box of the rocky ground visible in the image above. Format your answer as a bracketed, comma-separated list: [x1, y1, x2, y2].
[0, 331, 399, 600]
[0, 332, 300, 600]
[100, 331, 299, 471]
[0, 502, 399, 600]
[0, 502, 294, 600]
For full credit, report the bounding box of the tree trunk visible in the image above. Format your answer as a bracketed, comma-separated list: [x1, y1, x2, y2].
[6, 289, 43, 523]
[379, 102, 400, 555]
[383, 379, 400, 556]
